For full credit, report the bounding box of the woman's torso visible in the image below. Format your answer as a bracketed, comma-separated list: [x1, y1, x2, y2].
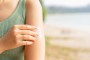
[0, 0, 26, 60]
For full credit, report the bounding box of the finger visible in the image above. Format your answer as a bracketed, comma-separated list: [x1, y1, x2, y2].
[21, 41, 33, 45]
[19, 30, 38, 36]
[22, 35, 36, 41]
[14, 25, 36, 30]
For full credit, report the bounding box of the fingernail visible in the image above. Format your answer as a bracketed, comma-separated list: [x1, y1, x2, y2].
[35, 27, 38, 29]
[27, 42, 33, 45]
[36, 33, 39, 36]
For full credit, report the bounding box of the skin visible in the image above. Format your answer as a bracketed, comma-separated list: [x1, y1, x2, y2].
[0, 0, 45, 60]
[25, 0, 45, 60]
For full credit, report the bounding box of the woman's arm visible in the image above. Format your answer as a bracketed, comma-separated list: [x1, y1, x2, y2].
[0, 40, 5, 53]
[24, 0, 45, 60]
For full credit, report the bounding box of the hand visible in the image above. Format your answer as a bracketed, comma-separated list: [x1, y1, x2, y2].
[0, 25, 37, 51]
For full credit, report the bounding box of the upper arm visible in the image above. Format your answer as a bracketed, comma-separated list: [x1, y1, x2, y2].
[25, 0, 43, 25]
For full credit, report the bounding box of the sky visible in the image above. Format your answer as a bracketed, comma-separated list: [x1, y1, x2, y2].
[44, 0, 90, 7]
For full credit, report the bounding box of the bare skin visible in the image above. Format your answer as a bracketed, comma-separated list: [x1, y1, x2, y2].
[25, 0, 45, 60]
[0, 0, 19, 21]
[0, 25, 37, 52]
[0, 0, 45, 60]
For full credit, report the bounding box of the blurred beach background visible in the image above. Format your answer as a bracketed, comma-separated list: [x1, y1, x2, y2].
[41, 0, 90, 60]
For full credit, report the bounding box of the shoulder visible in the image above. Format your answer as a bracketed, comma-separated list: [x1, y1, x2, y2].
[25, 0, 41, 10]
[25, 0, 40, 5]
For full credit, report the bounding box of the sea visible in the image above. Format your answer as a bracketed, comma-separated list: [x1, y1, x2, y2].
[45, 13, 90, 32]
